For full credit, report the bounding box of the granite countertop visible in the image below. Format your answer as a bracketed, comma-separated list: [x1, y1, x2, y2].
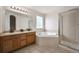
[0, 31, 35, 36]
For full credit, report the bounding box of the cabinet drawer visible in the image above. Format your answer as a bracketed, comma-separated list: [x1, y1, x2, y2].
[1, 35, 16, 40]
[20, 36, 26, 40]
[26, 32, 36, 35]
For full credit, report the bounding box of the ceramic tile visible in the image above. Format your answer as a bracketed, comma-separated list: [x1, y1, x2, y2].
[14, 37, 74, 53]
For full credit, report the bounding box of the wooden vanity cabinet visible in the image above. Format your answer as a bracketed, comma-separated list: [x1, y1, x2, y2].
[0, 32, 36, 53]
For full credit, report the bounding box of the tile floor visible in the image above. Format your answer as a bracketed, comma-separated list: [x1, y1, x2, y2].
[14, 37, 74, 53]
[14, 44, 72, 53]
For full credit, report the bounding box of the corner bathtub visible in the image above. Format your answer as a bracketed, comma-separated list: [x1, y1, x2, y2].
[36, 32, 59, 47]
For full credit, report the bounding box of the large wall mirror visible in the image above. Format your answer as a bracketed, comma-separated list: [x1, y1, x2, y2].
[3, 10, 34, 33]
[10, 15, 16, 32]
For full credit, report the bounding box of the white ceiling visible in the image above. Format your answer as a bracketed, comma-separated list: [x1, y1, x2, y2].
[25, 6, 79, 14]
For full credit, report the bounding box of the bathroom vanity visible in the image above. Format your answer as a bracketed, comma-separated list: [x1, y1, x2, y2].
[0, 7, 36, 53]
[0, 31, 36, 53]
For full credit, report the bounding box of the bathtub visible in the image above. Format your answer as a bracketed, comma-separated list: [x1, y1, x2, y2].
[36, 32, 58, 37]
[36, 32, 59, 47]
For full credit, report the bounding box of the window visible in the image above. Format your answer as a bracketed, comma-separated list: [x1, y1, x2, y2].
[36, 16, 44, 29]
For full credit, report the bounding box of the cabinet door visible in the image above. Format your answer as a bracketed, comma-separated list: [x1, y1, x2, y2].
[2, 39, 13, 52]
[13, 39, 19, 50]
[20, 34, 27, 47]
[26, 35, 35, 45]
[30, 35, 35, 43]
[20, 39, 27, 47]
[26, 35, 31, 45]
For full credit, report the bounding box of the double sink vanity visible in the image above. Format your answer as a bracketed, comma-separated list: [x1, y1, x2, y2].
[0, 31, 36, 53]
[0, 7, 37, 53]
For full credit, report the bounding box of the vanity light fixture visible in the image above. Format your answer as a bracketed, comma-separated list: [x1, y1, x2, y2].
[10, 6, 28, 13]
